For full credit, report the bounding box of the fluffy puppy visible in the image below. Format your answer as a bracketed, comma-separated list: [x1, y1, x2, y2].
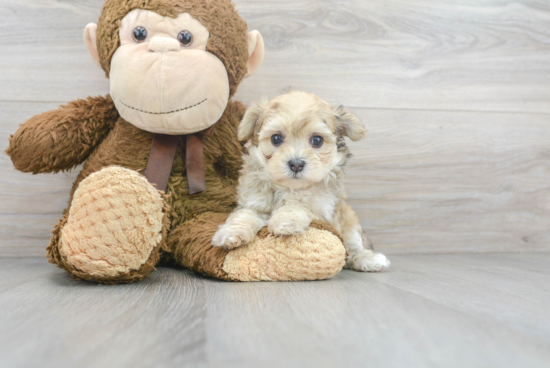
[212, 91, 390, 272]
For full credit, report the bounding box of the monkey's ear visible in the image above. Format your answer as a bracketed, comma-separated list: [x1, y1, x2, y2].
[238, 99, 267, 142]
[84, 23, 101, 68]
[244, 31, 264, 78]
[334, 106, 366, 141]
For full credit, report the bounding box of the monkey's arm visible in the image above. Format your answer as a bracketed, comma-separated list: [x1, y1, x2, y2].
[210, 100, 247, 178]
[6, 95, 119, 174]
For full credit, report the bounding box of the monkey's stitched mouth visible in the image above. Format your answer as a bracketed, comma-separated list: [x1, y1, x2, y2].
[119, 98, 207, 115]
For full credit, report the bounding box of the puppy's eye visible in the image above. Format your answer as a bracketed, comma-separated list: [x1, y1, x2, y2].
[178, 30, 193, 46]
[133, 26, 148, 43]
[271, 134, 284, 146]
[311, 136, 324, 148]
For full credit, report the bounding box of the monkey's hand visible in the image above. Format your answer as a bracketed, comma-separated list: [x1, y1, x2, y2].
[6, 95, 119, 174]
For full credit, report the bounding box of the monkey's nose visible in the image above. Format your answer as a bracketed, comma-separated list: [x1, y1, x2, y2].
[148, 37, 180, 53]
[288, 159, 306, 173]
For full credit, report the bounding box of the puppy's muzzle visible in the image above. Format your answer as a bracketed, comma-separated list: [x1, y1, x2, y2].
[288, 159, 305, 173]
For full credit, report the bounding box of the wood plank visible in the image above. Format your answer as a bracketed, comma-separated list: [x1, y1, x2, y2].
[0, 0, 549, 113]
[471, 252, 550, 274]
[2, 102, 549, 256]
[0, 214, 60, 257]
[0, 0, 109, 102]
[0, 257, 52, 293]
[204, 254, 550, 368]
[237, 0, 550, 113]
[376, 253, 550, 340]
[1, 254, 549, 368]
[0, 101, 78, 256]
[0, 102, 77, 214]
[0, 265, 208, 368]
[346, 108, 550, 254]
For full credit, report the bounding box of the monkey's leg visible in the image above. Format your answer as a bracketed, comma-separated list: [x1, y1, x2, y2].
[167, 212, 347, 282]
[47, 166, 169, 284]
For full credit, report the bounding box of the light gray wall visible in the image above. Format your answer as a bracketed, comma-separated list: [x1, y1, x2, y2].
[1, 0, 549, 256]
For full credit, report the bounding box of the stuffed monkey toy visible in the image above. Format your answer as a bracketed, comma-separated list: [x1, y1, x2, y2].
[6, 0, 346, 284]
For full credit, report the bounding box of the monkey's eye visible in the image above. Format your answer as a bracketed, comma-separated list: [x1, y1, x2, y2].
[178, 30, 193, 46]
[311, 136, 324, 148]
[133, 26, 148, 43]
[271, 134, 284, 146]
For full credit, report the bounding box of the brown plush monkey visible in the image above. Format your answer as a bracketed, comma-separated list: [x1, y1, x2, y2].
[6, 0, 346, 283]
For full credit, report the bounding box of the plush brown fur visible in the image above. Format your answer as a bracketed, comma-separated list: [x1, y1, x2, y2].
[6, 95, 119, 174]
[37, 98, 246, 283]
[66, 100, 246, 229]
[169, 212, 232, 280]
[168, 214, 346, 282]
[6, 0, 346, 283]
[47, 194, 171, 284]
[97, 0, 249, 97]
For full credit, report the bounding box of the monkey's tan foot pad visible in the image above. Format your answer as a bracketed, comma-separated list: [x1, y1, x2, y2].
[51, 166, 166, 283]
[170, 212, 347, 282]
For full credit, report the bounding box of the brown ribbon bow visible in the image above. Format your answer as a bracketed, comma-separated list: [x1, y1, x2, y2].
[144, 124, 216, 195]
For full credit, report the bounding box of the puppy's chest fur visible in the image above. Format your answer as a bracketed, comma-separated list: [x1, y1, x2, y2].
[238, 157, 344, 223]
[272, 185, 340, 222]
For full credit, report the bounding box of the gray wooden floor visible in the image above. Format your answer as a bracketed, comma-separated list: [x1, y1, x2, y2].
[1, 253, 549, 368]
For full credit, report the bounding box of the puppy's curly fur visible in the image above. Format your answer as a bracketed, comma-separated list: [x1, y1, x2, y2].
[213, 91, 390, 272]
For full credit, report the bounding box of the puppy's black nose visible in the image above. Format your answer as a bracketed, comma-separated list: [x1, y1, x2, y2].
[288, 159, 305, 173]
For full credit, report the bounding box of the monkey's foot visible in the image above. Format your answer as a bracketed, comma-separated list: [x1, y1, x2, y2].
[170, 213, 347, 282]
[51, 166, 167, 283]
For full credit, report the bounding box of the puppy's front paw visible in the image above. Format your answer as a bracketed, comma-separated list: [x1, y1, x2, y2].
[347, 251, 391, 272]
[212, 227, 252, 250]
[268, 218, 307, 236]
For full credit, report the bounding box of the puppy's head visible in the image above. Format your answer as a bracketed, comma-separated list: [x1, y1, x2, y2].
[239, 90, 365, 189]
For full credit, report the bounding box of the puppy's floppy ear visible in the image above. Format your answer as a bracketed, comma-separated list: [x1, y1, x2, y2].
[238, 99, 267, 142]
[334, 105, 366, 141]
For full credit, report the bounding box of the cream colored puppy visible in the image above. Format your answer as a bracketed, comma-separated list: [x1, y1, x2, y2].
[212, 91, 390, 272]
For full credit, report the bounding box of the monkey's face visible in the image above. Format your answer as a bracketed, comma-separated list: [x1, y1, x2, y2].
[85, 7, 264, 135]
[108, 10, 228, 135]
